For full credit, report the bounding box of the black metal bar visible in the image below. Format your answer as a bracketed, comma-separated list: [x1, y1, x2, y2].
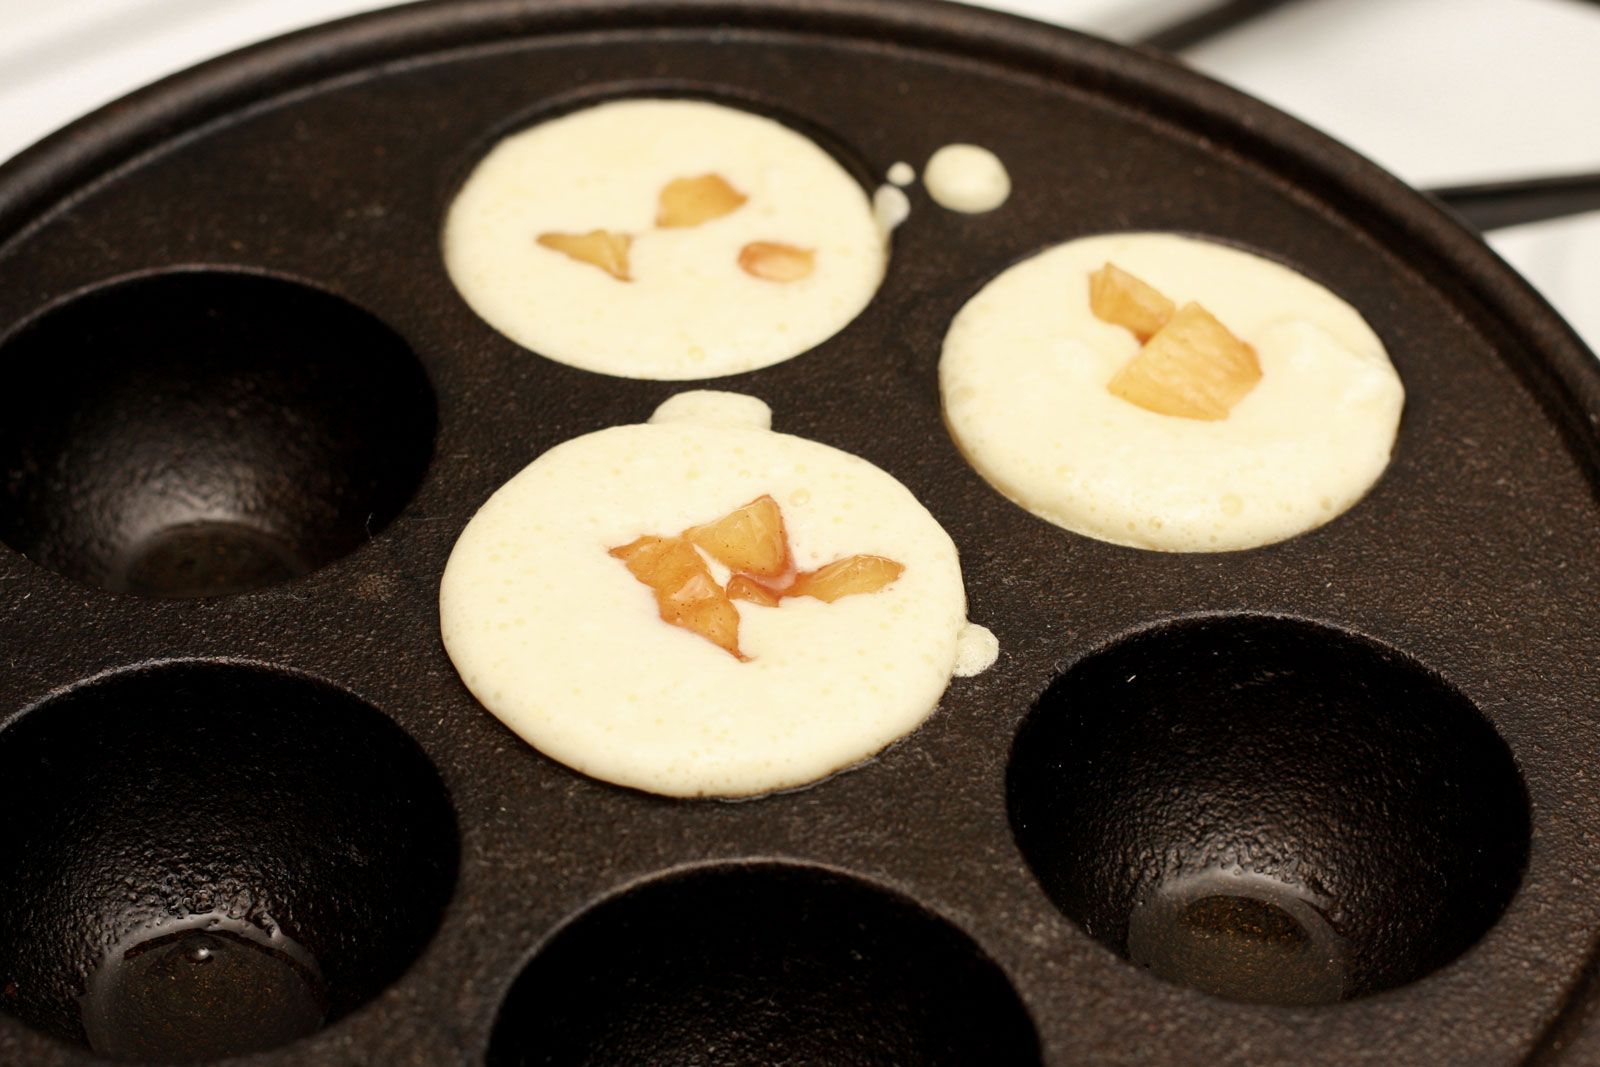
[1134, 0, 1308, 53]
[1427, 172, 1600, 233]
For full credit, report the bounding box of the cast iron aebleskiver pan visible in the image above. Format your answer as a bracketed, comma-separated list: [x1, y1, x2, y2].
[2, 0, 1600, 1064]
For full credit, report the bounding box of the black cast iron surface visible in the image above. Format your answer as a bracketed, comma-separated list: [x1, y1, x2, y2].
[2, 1, 1600, 1064]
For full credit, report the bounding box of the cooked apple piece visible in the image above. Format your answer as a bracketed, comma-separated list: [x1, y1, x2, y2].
[685, 495, 791, 579]
[1089, 262, 1175, 342]
[536, 230, 632, 280]
[1106, 301, 1262, 420]
[657, 173, 748, 228]
[789, 555, 905, 602]
[610, 535, 743, 658]
[726, 574, 783, 607]
[739, 241, 815, 283]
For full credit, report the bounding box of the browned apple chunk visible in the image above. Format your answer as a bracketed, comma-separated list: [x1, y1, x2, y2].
[726, 574, 783, 607]
[610, 535, 743, 658]
[1106, 301, 1262, 420]
[739, 242, 815, 283]
[536, 230, 633, 280]
[685, 495, 790, 578]
[614, 498, 908, 656]
[657, 173, 748, 228]
[1089, 262, 1175, 342]
[789, 555, 905, 602]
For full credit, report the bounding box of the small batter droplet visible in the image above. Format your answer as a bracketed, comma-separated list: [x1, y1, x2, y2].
[925, 144, 1010, 213]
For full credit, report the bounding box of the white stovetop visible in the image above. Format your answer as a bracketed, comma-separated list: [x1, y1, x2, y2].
[1, 0, 1596, 353]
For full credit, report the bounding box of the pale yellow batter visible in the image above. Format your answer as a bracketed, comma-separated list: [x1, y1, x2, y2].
[443, 99, 887, 380]
[940, 232, 1405, 551]
[439, 392, 996, 797]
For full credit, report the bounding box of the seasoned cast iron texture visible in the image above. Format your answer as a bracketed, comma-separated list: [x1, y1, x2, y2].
[2, 1, 1599, 1064]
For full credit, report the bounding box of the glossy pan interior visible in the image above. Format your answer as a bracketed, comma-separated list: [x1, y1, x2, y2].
[2, 1, 1599, 1063]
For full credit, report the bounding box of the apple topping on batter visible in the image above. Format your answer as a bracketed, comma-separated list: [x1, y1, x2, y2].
[787, 554, 905, 602]
[685, 494, 790, 578]
[610, 535, 744, 658]
[657, 173, 748, 228]
[1089, 262, 1175, 343]
[535, 177, 817, 288]
[725, 574, 783, 608]
[613, 494, 904, 657]
[739, 242, 816, 283]
[1093, 263, 1261, 420]
[537, 230, 633, 280]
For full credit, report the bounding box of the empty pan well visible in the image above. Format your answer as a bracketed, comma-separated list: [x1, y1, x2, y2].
[1008, 615, 1529, 1006]
[486, 862, 1041, 1066]
[0, 270, 435, 597]
[0, 661, 459, 1063]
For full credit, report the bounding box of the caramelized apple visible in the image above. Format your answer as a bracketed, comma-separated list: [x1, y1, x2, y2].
[536, 230, 633, 280]
[789, 555, 905, 602]
[739, 242, 815, 283]
[726, 574, 783, 607]
[685, 495, 791, 578]
[1089, 262, 1175, 342]
[1106, 301, 1262, 420]
[614, 499, 906, 657]
[657, 173, 748, 228]
[610, 535, 743, 658]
